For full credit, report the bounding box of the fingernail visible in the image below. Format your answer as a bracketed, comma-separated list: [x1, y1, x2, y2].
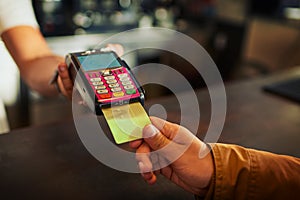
[138, 162, 144, 170]
[144, 124, 159, 138]
[59, 65, 65, 72]
[138, 161, 152, 174]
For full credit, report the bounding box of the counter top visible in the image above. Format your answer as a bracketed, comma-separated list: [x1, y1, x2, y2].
[0, 67, 299, 199]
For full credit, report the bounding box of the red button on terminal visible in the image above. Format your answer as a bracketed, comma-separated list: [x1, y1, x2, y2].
[99, 94, 112, 99]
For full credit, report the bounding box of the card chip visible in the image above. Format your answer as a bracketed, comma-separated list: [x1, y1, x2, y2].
[102, 102, 151, 144]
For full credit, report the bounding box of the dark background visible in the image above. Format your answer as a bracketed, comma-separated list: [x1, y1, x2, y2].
[6, 0, 300, 129]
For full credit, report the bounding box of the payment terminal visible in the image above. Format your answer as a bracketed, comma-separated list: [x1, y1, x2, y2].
[66, 49, 150, 144]
[66, 49, 145, 115]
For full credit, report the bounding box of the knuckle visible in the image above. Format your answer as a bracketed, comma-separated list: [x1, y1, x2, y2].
[152, 135, 167, 150]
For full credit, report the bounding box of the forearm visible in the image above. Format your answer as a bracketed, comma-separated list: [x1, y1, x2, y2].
[19, 55, 64, 96]
[201, 143, 300, 200]
[1, 26, 63, 96]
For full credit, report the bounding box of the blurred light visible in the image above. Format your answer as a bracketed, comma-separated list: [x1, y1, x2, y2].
[155, 8, 168, 21]
[119, 0, 131, 8]
[101, 0, 115, 9]
[81, 0, 97, 10]
[93, 12, 103, 25]
[110, 11, 124, 24]
[74, 28, 87, 35]
[41, 0, 62, 13]
[284, 7, 300, 20]
[73, 12, 93, 28]
[139, 15, 153, 27]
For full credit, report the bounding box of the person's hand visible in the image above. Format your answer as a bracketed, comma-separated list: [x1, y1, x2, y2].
[56, 44, 124, 100]
[57, 62, 73, 99]
[104, 43, 124, 57]
[129, 116, 214, 197]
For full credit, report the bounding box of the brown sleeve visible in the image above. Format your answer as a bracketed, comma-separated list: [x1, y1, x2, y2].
[199, 143, 300, 200]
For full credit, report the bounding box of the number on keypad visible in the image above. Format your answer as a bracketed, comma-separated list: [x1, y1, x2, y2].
[87, 67, 138, 101]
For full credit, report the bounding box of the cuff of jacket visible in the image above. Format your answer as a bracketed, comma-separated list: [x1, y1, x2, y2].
[194, 143, 216, 200]
[195, 143, 253, 200]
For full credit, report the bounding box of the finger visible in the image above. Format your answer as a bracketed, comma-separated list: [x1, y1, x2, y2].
[149, 116, 179, 140]
[135, 142, 152, 172]
[135, 143, 157, 185]
[129, 139, 143, 149]
[145, 173, 157, 185]
[58, 63, 73, 98]
[139, 162, 157, 185]
[150, 116, 195, 145]
[143, 124, 171, 151]
[141, 172, 157, 185]
[143, 122, 192, 162]
[106, 44, 124, 57]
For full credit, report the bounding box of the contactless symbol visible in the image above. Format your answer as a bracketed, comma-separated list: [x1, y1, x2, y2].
[72, 27, 226, 173]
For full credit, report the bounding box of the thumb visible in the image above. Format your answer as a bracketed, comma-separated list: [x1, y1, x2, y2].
[143, 124, 170, 152]
[106, 44, 124, 57]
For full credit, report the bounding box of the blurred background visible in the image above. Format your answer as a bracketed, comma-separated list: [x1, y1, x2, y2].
[1, 0, 300, 131]
[32, 0, 300, 79]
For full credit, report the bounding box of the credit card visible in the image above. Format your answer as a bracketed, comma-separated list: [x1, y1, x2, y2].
[102, 102, 151, 144]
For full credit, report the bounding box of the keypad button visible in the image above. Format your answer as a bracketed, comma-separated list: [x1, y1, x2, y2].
[113, 91, 124, 97]
[94, 85, 106, 89]
[120, 77, 130, 82]
[104, 76, 115, 80]
[99, 94, 112, 99]
[124, 85, 134, 90]
[92, 81, 104, 86]
[102, 70, 112, 76]
[111, 87, 122, 92]
[88, 73, 100, 77]
[109, 83, 119, 88]
[106, 79, 117, 84]
[121, 81, 132, 85]
[126, 89, 136, 95]
[118, 74, 128, 78]
[97, 89, 108, 94]
[90, 77, 102, 82]
[88, 73, 95, 77]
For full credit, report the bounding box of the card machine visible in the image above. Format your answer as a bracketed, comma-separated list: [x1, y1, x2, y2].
[66, 49, 145, 115]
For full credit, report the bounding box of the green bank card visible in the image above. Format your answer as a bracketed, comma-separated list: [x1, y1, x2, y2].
[102, 102, 151, 144]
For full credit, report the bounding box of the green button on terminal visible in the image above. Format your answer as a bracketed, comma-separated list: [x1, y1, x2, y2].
[126, 89, 136, 95]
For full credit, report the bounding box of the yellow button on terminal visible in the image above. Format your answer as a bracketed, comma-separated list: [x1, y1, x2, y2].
[113, 91, 124, 97]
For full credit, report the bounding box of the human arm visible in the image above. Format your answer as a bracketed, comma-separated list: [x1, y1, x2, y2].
[0, 0, 72, 98]
[204, 143, 300, 200]
[2, 26, 124, 98]
[130, 116, 300, 199]
[1, 26, 72, 97]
